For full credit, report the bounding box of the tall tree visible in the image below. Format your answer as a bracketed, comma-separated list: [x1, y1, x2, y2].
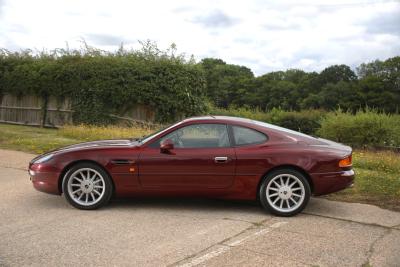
[200, 58, 254, 108]
[318, 64, 357, 86]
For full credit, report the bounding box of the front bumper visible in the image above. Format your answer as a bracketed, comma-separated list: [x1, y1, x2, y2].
[310, 169, 355, 196]
[29, 164, 61, 195]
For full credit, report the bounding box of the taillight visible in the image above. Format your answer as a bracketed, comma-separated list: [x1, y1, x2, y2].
[339, 155, 352, 167]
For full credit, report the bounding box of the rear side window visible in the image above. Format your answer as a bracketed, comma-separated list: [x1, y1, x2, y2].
[232, 126, 267, 146]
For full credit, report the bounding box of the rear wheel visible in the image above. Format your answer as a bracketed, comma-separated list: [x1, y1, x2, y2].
[259, 169, 311, 216]
[62, 163, 113, 210]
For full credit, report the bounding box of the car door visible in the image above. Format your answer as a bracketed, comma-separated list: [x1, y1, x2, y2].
[138, 123, 236, 189]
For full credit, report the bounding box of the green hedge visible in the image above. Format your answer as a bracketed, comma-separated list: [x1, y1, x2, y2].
[0, 45, 207, 124]
[318, 109, 400, 148]
[267, 108, 325, 135]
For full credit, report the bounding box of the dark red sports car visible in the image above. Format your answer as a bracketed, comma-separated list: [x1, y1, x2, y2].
[29, 116, 354, 216]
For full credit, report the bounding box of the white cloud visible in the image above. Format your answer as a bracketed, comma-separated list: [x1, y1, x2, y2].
[0, 0, 399, 75]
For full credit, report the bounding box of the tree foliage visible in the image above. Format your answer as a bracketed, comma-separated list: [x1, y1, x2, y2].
[200, 58, 254, 108]
[201, 56, 400, 113]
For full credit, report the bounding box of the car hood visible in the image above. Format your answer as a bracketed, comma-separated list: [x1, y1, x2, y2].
[30, 139, 140, 165]
[56, 139, 140, 152]
[37, 139, 138, 157]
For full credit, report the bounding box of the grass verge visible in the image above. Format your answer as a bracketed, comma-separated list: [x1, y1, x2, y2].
[0, 123, 399, 211]
[325, 150, 400, 212]
[0, 123, 154, 154]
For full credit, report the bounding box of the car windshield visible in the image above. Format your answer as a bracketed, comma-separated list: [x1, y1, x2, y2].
[136, 121, 183, 144]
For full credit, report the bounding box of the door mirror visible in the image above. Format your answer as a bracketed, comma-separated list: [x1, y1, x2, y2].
[160, 139, 174, 153]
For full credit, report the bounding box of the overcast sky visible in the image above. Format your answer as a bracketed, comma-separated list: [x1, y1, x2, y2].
[0, 0, 399, 75]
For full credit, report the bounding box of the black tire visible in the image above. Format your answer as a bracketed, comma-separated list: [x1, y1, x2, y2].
[259, 169, 311, 217]
[62, 162, 113, 210]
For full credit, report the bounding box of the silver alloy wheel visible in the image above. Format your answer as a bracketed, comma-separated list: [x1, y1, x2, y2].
[67, 168, 105, 206]
[266, 174, 305, 213]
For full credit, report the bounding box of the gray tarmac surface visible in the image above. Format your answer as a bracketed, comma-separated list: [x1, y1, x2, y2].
[0, 149, 399, 267]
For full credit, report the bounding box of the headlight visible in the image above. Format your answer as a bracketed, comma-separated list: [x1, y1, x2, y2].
[34, 154, 54, 164]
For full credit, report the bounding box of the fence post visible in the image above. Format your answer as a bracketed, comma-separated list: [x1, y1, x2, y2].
[41, 94, 48, 128]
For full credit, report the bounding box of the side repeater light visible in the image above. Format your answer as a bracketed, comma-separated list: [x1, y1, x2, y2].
[339, 155, 352, 168]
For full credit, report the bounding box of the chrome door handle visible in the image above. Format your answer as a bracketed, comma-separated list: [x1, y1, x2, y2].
[214, 156, 228, 163]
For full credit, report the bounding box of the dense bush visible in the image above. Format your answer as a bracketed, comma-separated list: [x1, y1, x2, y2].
[267, 109, 325, 135]
[0, 43, 207, 124]
[210, 106, 271, 122]
[318, 109, 400, 148]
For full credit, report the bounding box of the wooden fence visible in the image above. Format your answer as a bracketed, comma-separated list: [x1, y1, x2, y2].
[0, 94, 156, 127]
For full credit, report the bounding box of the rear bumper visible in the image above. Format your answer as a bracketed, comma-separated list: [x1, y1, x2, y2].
[310, 169, 355, 196]
[29, 165, 61, 195]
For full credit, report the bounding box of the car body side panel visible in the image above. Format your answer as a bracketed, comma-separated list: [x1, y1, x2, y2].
[30, 163, 61, 195]
[310, 169, 354, 196]
[30, 146, 142, 196]
[137, 147, 236, 189]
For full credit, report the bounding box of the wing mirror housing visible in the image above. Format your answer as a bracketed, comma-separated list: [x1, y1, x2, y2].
[160, 139, 174, 153]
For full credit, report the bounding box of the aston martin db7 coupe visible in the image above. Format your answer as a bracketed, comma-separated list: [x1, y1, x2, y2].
[29, 116, 354, 216]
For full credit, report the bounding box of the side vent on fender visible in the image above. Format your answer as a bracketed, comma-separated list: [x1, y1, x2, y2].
[110, 159, 135, 165]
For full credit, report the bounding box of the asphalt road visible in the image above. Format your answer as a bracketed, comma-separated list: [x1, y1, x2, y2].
[0, 149, 400, 267]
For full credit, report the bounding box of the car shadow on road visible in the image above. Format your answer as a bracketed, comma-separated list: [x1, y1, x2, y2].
[31, 193, 341, 219]
[30, 192, 267, 216]
[105, 197, 266, 215]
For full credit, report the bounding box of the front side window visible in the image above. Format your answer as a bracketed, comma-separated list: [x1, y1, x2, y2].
[156, 124, 230, 148]
[232, 126, 267, 146]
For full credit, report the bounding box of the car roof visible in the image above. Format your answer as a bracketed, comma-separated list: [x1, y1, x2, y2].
[183, 115, 252, 123]
[183, 115, 316, 141]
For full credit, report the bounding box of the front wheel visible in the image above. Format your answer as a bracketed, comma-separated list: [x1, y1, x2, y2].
[259, 169, 311, 217]
[62, 163, 113, 210]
